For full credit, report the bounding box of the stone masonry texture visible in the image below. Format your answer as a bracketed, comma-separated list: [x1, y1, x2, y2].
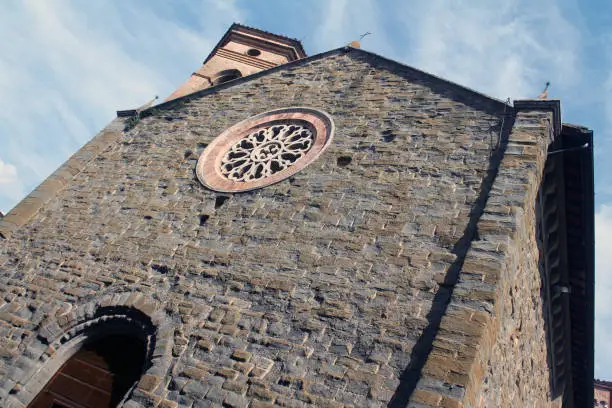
[474, 111, 557, 407]
[409, 109, 560, 408]
[0, 48, 559, 407]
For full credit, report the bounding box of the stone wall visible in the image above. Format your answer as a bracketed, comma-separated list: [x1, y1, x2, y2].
[409, 108, 560, 408]
[0, 49, 511, 407]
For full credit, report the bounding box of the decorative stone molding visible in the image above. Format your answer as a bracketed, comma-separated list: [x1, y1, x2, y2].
[196, 107, 334, 192]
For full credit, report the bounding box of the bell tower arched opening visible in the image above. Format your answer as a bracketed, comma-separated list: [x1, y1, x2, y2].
[212, 69, 243, 86]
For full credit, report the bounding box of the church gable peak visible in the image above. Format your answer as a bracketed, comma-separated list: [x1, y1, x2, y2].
[156, 46, 508, 120]
[163, 23, 509, 113]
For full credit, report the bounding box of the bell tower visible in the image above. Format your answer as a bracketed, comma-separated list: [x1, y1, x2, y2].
[166, 23, 307, 101]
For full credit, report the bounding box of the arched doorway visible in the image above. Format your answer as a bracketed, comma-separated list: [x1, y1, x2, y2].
[28, 334, 146, 408]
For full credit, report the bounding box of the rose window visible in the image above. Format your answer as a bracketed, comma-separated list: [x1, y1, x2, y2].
[196, 107, 334, 193]
[221, 124, 314, 182]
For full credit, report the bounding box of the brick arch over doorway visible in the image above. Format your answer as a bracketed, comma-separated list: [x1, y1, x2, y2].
[3, 293, 174, 408]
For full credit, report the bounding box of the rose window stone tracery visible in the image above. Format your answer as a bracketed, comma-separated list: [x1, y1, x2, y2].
[221, 124, 314, 182]
[196, 107, 334, 193]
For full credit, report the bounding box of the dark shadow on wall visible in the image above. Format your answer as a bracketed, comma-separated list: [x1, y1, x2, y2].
[534, 126, 595, 408]
[387, 108, 515, 407]
[535, 138, 570, 404]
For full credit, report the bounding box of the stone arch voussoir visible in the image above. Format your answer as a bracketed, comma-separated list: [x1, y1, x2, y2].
[4, 291, 174, 408]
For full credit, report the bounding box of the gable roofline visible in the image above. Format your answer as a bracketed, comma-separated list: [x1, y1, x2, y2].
[135, 46, 511, 118]
[349, 46, 511, 108]
[4, 45, 516, 240]
[0, 118, 126, 239]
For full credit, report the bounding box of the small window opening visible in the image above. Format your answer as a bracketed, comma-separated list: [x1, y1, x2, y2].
[199, 214, 210, 225]
[381, 130, 396, 142]
[337, 156, 352, 167]
[247, 48, 261, 57]
[151, 264, 169, 274]
[215, 74, 240, 85]
[278, 377, 291, 387]
[213, 69, 242, 86]
[197, 143, 209, 155]
[215, 195, 230, 209]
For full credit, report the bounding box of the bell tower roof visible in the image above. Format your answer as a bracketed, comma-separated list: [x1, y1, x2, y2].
[166, 23, 307, 101]
[205, 23, 307, 64]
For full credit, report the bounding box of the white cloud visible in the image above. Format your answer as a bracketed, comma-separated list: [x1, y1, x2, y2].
[0, 158, 25, 207]
[313, 0, 581, 101]
[596, 205, 612, 378]
[312, 0, 394, 57]
[404, 0, 582, 100]
[600, 56, 612, 181]
[0, 160, 18, 184]
[0, 0, 244, 212]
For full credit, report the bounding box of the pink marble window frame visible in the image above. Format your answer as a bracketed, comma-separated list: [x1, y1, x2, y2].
[196, 107, 334, 193]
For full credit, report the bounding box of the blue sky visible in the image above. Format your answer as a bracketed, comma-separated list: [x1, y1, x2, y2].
[0, 0, 610, 379]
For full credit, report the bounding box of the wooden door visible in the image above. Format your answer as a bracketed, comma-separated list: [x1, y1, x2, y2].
[29, 335, 145, 408]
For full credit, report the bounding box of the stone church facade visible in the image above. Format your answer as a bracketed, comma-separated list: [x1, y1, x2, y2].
[0, 25, 594, 408]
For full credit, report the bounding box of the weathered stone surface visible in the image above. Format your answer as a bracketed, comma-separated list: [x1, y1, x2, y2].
[409, 109, 559, 407]
[0, 49, 557, 407]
